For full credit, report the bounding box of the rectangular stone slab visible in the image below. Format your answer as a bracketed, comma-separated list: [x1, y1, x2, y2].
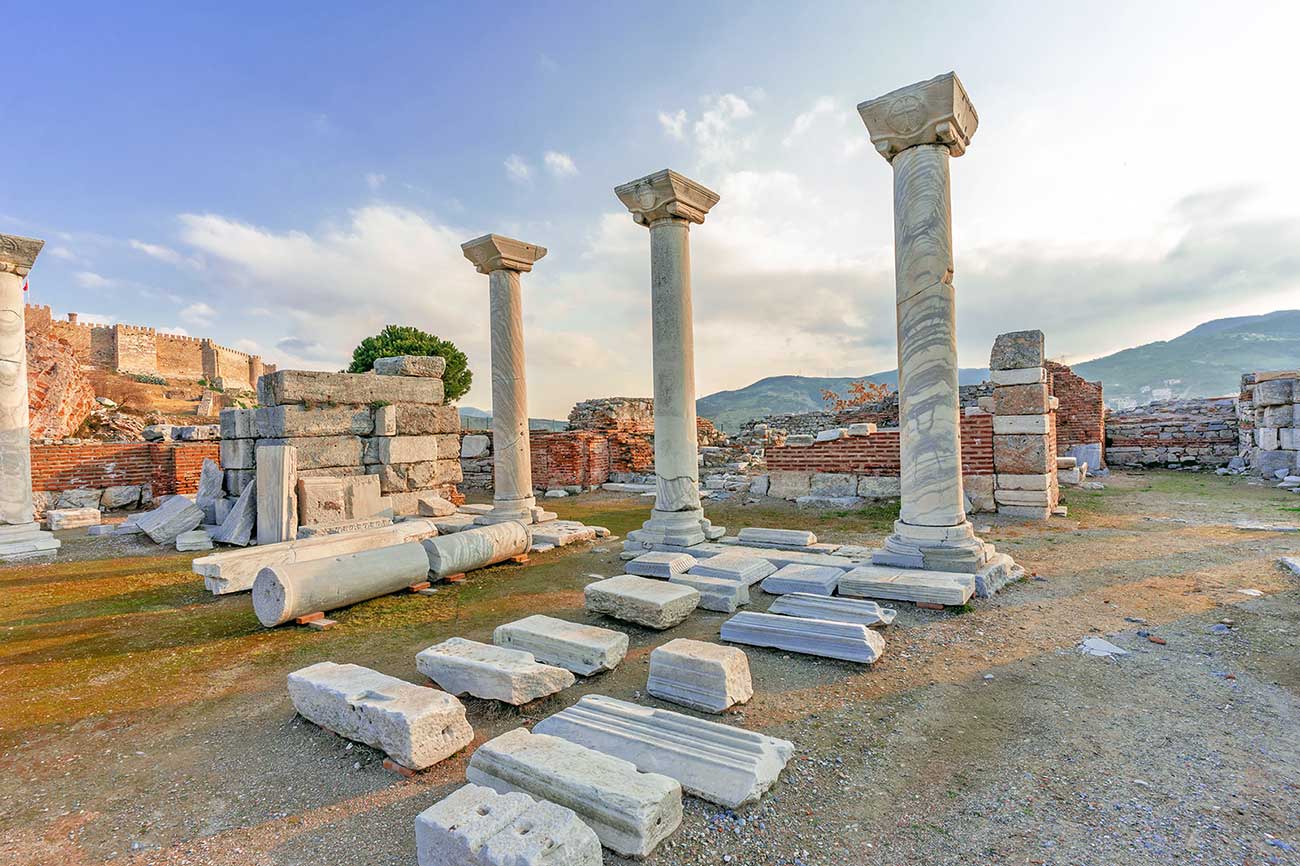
[534, 695, 793, 810]
[686, 555, 776, 586]
[415, 783, 602, 866]
[254, 404, 375, 438]
[493, 615, 628, 676]
[287, 661, 473, 770]
[768, 593, 897, 627]
[466, 727, 681, 859]
[837, 565, 975, 606]
[737, 527, 817, 547]
[721, 611, 885, 663]
[626, 551, 697, 578]
[45, 508, 101, 530]
[761, 563, 842, 596]
[136, 495, 204, 544]
[260, 369, 445, 406]
[416, 637, 574, 705]
[667, 573, 748, 612]
[646, 638, 752, 712]
[584, 575, 699, 629]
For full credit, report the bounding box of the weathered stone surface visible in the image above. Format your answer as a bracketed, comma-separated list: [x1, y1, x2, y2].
[253, 540, 430, 626]
[395, 403, 462, 435]
[416, 638, 574, 705]
[254, 404, 374, 438]
[219, 438, 255, 469]
[296, 476, 346, 526]
[769, 593, 896, 627]
[287, 661, 472, 770]
[530, 523, 597, 548]
[256, 445, 298, 545]
[989, 330, 1045, 370]
[423, 522, 529, 578]
[219, 408, 257, 439]
[535, 695, 792, 809]
[646, 638, 752, 713]
[415, 783, 602, 866]
[686, 555, 775, 586]
[224, 468, 255, 496]
[417, 494, 458, 517]
[210, 479, 257, 547]
[137, 495, 204, 544]
[374, 354, 447, 378]
[1254, 378, 1295, 407]
[194, 458, 224, 523]
[810, 473, 856, 497]
[995, 488, 1052, 506]
[990, 366, 1046, 386]
[493, 615, 627, 676]
[175, 529, 213, 551]
[261, 369, 445, 407]
[46, 507, 100, 530]
[55, 488, 101, 509]
[993, 433, 1052, 474]
[585, 575, 699, 629]
[466, 727, 681, 859]
[367, 458, 462, 494]
[993, 414, 1051, 435]
[839, 564, 975, 605]
[761, 563, 842, 596]
[258, 436, 363, 471]
[993, 383, 1050, 415]
[365, 435, 440, 465]
[767, 471, 812, 499]
[626, 551, 697, 579]
[461, 434, 491, 459]
[737, 527, 816, 547]
[996, 473, 1052, 491]
[721, 611, 886, 663]
[295, 516, 391, 538]
[100, 484, 141, 510]
[857, 476, 902, 498]
[668, 572, 748, 612]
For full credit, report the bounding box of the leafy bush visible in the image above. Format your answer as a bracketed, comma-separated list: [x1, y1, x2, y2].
[130, 373, 168, 386]
[348, 325, 471, 402]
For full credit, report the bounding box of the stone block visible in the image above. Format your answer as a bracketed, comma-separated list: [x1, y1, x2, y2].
[767, 470, 812, 500]
[219, 408, 257, 439]
[838, 565, 975, 605]
[686, 555, 776, 586]
[415, 783, 601, 866]
[373, 403, 398, 436]
[993, 414, 1051, 435]
[374, 354, 447, 378]
[417, 493, 458, 517]
[994, 433, 1052, 474]
[461, 434, 491, 458]
[1262, 405, 1295, 428]
[585, 575, 699, 629]
[176, 424, 220, 441]
[737, 527, 817, 546]
[466, 728, 681, 859]
[1281, 428, 1300, 450]
[196, 458, 224, 523]
[995, 488, 1052, 506]
[989, 330, 1044, 370]
[176, 529, 213, 551]
[768, 593, 896, 627]
[46, 508, 101, 530]
[626, 551, 697, 579]
[1253, 377, 1295, 406]
[847, 422, 877, 436]
[295, 517, 392, 538]
[224, 468, 255, 496]
[137, 495, 204, 544]
[784, 434, 814, 447]
[529, 524, 597, 547]
[220, 438, 256, 470]
[990, 366, 1046, 386]
[296, 477, 346, 526]
[259, 436, 364, 470]
[857, 475, 901, 498]
[1259, 427, 1280, 450]
[142, 424, 174, 442]
[341, 474, 384, 519]
[368, 458, 462, 494]
[810, 472, 856, 497]
[254, 404, 375, 438]
[416, 638, 574, 705]
[100, 485, 141, 510]
[53, 488, 100, 509]
[287, 661, 472, 770]
[996, 473, 1052, 491]
[963, 474, 996, 512]
[211, 479, 257, 547]
[365, 435, 441, 465]
[494, 615, 628, 676]
[646, 638, 752, 713]
[261, 369, 445, 406]
[998, 503, 1052, 520]
[761, 563, 842, 596]
[993, 383, 1050, 415]
[720, 611, 885, 663]
[395, 403, 462, 435]
[255, 444, 298, 545]
[668, 572, 749, 612]
[534, 695, 792, 810]
[749, 474, 770, 496]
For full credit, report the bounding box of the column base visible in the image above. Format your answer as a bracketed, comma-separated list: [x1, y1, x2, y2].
[868, 519, 1022, 597]
[474, 497, 538, 526]
[625, 507, 724, 548]
[0, 522, 61, 562]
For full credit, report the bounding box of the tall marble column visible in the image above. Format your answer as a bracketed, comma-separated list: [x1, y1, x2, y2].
[615, 169, 722, 547]
[461, 234, 546, 525]
[0, 234, 60, 560]
[857, 73, 994, 574]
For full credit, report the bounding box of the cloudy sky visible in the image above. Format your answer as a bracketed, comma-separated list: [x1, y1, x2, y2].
[3, 1, 1298, 417]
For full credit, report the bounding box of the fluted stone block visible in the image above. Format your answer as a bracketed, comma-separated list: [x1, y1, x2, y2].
[646, 638, 752, 713]
[494, 614, 628, 676]
[416, 637, 574, 705]
[415, 783, 601, 866]
[584, 575, 699, 629]
[768, 593, 897, 627]
[721, 611, 885, 664]
[761, 563, 842, 596]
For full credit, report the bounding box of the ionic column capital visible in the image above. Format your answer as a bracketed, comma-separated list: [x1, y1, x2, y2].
[0, 234, 45, 277]
[615, 169, 719, 227]
[857, 72, 979, 163]
[460, 234, 547, 275]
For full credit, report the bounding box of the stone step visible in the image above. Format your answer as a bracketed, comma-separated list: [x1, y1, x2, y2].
[837, 565, 976, 606]
[737, 527, 816, 546]
[415, 783, 601, 866]
[760, 563, 842, 596]
[534, 695, 793, 810]
[415, 638, 574, 705]
[720, 611, 885, 663]
[667, 573, 748, 613]
[768, 593, 896, 627]
[623, 540, 857, 571]
[585, 575, 699, 629]
[493, 614, 628, 676]
[685, 555, 776, 586]
[626, 551, 697, 578]
[467, 728, 681, 859]
[646, 638, 752, 713]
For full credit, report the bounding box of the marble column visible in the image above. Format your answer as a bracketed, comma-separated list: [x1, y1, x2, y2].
[858, 73, 993, 573]
[461, 234, 546, 525]
[615, 169, 722, 547]
[0, 234, 60, 561]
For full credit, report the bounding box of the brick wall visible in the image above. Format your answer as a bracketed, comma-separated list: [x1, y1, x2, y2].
[738, 383, 994, 438]
[529, 431, 612, 489]
[1046, 360, 1105, 461]
[30, 442, 220, 496]
[767, 414, 995, 475]
[1104, 397, 1239, 467]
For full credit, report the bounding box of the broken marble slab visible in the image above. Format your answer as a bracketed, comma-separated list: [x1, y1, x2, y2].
[761, 563, 842, 596]
[837, 565, 975, 606]
[287, 661, 473, 770]
[626, 551, 697, 579]
[493, 614, 628, 675]
[534, 695, 792, 810]
[458, 504, 495, 515]
[769, 593, 896, 627]
[466, 727, 681, 859]
[1281, 556, 1300, 576]
[737, 527, 817, 547]
[415, 783, 602, 866]
[210, 479, 257, 547]
[530, 524, 597, 548]
[45, 508, 101, 530]
[416, 637, 574, 705]
[668, 572, 749, 612]
[1234, 520, 1300, 532]
[136, 495, 204, 545]
[584, 575, 699, 629]
[646, 638, 752, 713]
[720, 611, 885, 664]
[175, 529, 213, 552]
[685, 555, 776, 586]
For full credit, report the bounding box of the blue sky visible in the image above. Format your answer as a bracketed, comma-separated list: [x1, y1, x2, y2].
[4, 1, 1299, 416]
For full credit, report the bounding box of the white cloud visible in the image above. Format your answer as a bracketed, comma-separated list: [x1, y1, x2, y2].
[157, 326, 190, 336]
[782, 96, 838, 147]
[47, 246, 75, 261]
[692, 94, 755, 168]
[366, 172, 386, 191]
[179, 301, 217, 326]
[73, 312, 116, 325]
[657, 109, 687, 141]
[129, 239, 185, 265]
[504, 154, 531, 183]
[73, 271, 115, 288]
[543, 151, 578, 178]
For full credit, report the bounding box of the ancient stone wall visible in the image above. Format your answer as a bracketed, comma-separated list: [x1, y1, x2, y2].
[568, 397, 654, 433]
[30, 441, 219, 503]
[1240, 371, 1300, 477]
[1046, 360, 1105, 467]
[738, 383, 993, 438]
[113, 324, 158, 374]
[1104, 397, 1239, 468]
[156, 333, 207, 378]
[26, 328, 97, 439]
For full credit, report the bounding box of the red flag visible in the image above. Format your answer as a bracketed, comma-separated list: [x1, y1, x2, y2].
[22, 280, 28, 292]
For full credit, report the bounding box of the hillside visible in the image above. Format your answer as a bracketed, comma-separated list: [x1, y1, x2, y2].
[458, 406, 567, 432]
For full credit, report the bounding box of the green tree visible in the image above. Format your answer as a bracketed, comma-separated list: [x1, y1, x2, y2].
[347, 325, 472, 402]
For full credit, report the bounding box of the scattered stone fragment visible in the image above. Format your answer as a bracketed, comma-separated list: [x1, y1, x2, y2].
[45, 508, 101, 530]
[1279, 558, 1300, 576]
[415, 783, 602, 866]
[1077, 637, 1128, 658]
[466, 727, 682, 859]
[686, 555, 776, 586]
[136, 495, 204, 545]
[416, 637, 574, 705]
[737, 527, 816, 547]
[175, 529, 213, 552]
[287, 661, 473, 770]
[761, 563, 842, 596]
[626, 551, 697, 578]
[494, 615, 628, 675]
[838, 565, 975, 606]
[768, 593, 896, 627]
[1234, 520, 1300, 532]
[86, 524, 113, 536]
[668, 572, 748, 612]
[531, 524, 598, 547]
[534, 695, 792, 809]
[585, 575, 699, 629]
[646, 638, 752, 713]
[721, 611, 885, 663]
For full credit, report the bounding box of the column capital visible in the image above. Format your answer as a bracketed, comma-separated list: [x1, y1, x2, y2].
[460, 234, 547, 275]
[0, 234, 44, 277]
[857, 72, 979, 162]
[615, 169, 719, 227]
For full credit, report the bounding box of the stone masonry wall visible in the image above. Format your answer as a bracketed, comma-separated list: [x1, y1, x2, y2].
[1046, 360, 1105, 468]
[739, 383, 994, 439]
[1104, 397, 1239, 468]
[1240, 371, 1300, 477]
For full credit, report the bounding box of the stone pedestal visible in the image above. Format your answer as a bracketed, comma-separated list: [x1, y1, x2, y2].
[0, 234, 59, 561]
[615, 170, 723, 548]
[858, 73, 1004, 578]
[461, 234, 546, 525]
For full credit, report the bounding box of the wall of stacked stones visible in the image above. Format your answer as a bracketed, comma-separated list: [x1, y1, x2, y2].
[1104, 397, 1239, 468]
[567, 396, 654, 433]
[29, 441, 219, 515]
[739, 383, 993, 439]
[1240, 372, 1300, 477]
[1045, 360, 1105, 466]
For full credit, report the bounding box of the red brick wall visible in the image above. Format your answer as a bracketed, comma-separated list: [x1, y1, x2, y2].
[766, 414, 994, 475]
[1046, 360, 1105, 459]
[529, 431, 612, 489]
[31, 442, 220, 496]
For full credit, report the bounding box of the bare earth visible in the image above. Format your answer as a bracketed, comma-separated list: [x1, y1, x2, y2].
[1, 470, 1298, 865]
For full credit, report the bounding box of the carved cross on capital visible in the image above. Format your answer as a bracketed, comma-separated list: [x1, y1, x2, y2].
[615, 169, 720, 227]
[0, 234, 45, 277]
[857, 72, 979, 162]
[460, 234, 547, 275]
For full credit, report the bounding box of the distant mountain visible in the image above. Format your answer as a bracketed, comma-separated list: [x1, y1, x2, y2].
[1072, 310, 1300, 407]
[697, 368, 990, 433]
[458, 406, 567, 432]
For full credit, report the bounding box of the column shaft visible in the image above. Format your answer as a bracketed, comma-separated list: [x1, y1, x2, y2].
[0, 269, 35, 527]
[489, 268, 535, 516]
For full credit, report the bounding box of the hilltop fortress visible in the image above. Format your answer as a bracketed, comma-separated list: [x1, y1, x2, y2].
[25, 305, 274, 390]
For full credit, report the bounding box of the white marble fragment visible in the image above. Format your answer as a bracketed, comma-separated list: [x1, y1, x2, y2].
[493, 615, 628, 675]
[646, 638, 752, 713]
[769, 593, 896, 627]
[45, 508, 101, 530]
[175, 529, 213, 551]
[668, 572, 748, 612]
[415, 783, 602, 866]
[585, 575, 699, 629]
[721, 611, 885, 663]
[838, 565, 975, 606]
[737, 527, 816, 547]
[416, 637, 574, 705]
[685, 555, 775, 586]
[136, 495, 204, 544]
[626, 551, 697, 578]
[761, 563, 842, 596]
